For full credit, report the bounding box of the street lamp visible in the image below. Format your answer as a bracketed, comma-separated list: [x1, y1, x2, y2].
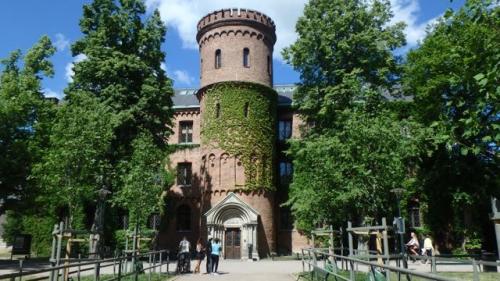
[391, 188, 408, 269]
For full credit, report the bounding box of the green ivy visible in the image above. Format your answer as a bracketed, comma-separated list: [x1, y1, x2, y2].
[201, 82, 277, 191]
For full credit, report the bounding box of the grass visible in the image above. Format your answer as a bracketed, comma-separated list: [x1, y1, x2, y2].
[78, 273, 173, 281]
[296, 269, 500, 281]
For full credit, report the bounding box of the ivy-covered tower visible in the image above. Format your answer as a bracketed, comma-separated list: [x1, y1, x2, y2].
[196, 8, 278, 258]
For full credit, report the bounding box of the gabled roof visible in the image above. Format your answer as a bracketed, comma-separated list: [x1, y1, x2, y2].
[173, 84, 297, 109]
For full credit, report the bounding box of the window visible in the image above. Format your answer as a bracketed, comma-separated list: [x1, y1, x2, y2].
[409, 207, 421, 227]
[267, 55, 272, 75]
[244, 102, 249, 117]
[279, 161, 293, 185]
[215, 103, 220, 118]
[278, 120, 292, 140]
[178, 121, 193, 144]
[215, 49, 221, 69]
[280, 207, 294, 230]
[148, 213, 160, 230]
[177, 163, 192, 186]
[243, 48, 250, 67]
[177, 205, 191, 231]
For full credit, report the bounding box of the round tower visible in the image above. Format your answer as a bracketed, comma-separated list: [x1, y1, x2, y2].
[197, 9, 277, 259]
[197, 8, 276, 87]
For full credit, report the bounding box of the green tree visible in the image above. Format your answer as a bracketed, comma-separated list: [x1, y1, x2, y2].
[66, 0, 174, 228]
[33, 92, 119, 228]
[403, 0, 499, 250]
[282, 0, 422, 231]
[0, 36, 56, 213]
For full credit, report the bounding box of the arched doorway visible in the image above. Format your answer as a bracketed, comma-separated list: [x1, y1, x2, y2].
[205, 192, 259, 260]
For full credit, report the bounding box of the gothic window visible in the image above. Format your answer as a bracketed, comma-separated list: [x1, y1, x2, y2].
[177, 162, 192, 186]
[279, 161, 293, 185]
[177, 205, 191, 231]
[243, 48, 250, 67]
[280, 207, 294, 230]
[215, 49, 222, 69]
[179, 121, 193, 144]
[278, 120, 292, 140]
[244, 102, 249, 117]
[215, 103, 220, 118]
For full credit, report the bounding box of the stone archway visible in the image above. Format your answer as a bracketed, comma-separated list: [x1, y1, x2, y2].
[205, 192, 259, 260]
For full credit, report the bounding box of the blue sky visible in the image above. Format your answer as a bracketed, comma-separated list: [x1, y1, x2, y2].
[0, 0, 465, 99]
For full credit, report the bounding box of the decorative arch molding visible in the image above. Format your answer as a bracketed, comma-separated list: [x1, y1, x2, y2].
[204, 192, 259, 259]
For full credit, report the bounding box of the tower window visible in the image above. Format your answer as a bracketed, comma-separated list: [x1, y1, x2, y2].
[267, 55, 272, 75]
[215, 103, 220, 118]
[279, 161, 293, 185]
[215, 49, 221, 69]
[243, 48, 250, 67]
[176, 205, 191, 231]
[178, 121, 193, 144]
[244, 102, 249, 117]
[278, 120, 292, 140]
[177, 163, 192, 186]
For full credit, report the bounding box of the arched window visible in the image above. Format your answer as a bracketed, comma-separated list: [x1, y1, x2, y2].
[215, 103, 220, 118]
[215, 49, 221, 69]
[177, 205, 191, 231]
[267, 55, 272, 75]
[244, 102, 249, 117]
[243, 48, 250, 67]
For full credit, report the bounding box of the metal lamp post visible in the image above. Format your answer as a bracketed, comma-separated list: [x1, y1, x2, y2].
[391, 188, 408, 269]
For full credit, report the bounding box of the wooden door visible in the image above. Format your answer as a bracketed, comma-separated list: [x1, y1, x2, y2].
[224, 228, 241, 259]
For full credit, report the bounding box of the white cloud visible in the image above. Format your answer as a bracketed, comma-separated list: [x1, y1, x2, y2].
[160, 62, 168, 72]
[43, 88, 63, 99]
[145, 0, 308, 61]
[65, 54, 88, 82]
[173, 69, 194, 85]
[390, 0, 440, 48]
[54, 33, 70, 52]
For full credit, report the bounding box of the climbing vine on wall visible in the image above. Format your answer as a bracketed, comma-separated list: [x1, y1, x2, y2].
[201, 82, 277, 191]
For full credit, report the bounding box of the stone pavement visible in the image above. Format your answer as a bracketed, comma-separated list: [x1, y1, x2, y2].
[173, 259, 301, 281]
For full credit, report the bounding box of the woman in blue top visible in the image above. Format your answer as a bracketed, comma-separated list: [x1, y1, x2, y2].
[211, 238, 222, 274]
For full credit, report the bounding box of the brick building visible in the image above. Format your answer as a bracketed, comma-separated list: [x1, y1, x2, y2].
[158, 8, 309, 259]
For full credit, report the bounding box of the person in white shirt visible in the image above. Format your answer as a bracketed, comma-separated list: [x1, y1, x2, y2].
[177, 236, 191, 273]
[406, 232, 420, 260]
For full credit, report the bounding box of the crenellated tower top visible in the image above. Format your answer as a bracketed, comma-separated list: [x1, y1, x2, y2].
[196, 8, 276, 45]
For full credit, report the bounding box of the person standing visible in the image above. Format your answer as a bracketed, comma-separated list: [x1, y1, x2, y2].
[177, 236, 191, 273]
[211, 238, 222, 274]
[193, 238, 204, 274]
[422, 235, 434, 264]
[205, 237, 212, 274]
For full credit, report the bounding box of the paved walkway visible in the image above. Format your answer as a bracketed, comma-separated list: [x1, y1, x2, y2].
[173, 259, 301, 281]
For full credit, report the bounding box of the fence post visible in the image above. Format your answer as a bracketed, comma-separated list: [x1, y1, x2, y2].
[167, 252, 170, 275]
[77, 254, 81, 281]
[349, 260, 355, 281]
[118, 258, 122, 281]
[18, 259, 23, 281]
[431, 256, 436, 273]
[159, 252, 163, 274]
[94, 260, 100, 281]
[148, 252, 152, 281]
[472, 259, 479, 281]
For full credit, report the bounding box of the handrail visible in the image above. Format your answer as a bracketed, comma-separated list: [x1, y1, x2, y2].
[0, 249, 169, 280]
[302, 248, 461, 281]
